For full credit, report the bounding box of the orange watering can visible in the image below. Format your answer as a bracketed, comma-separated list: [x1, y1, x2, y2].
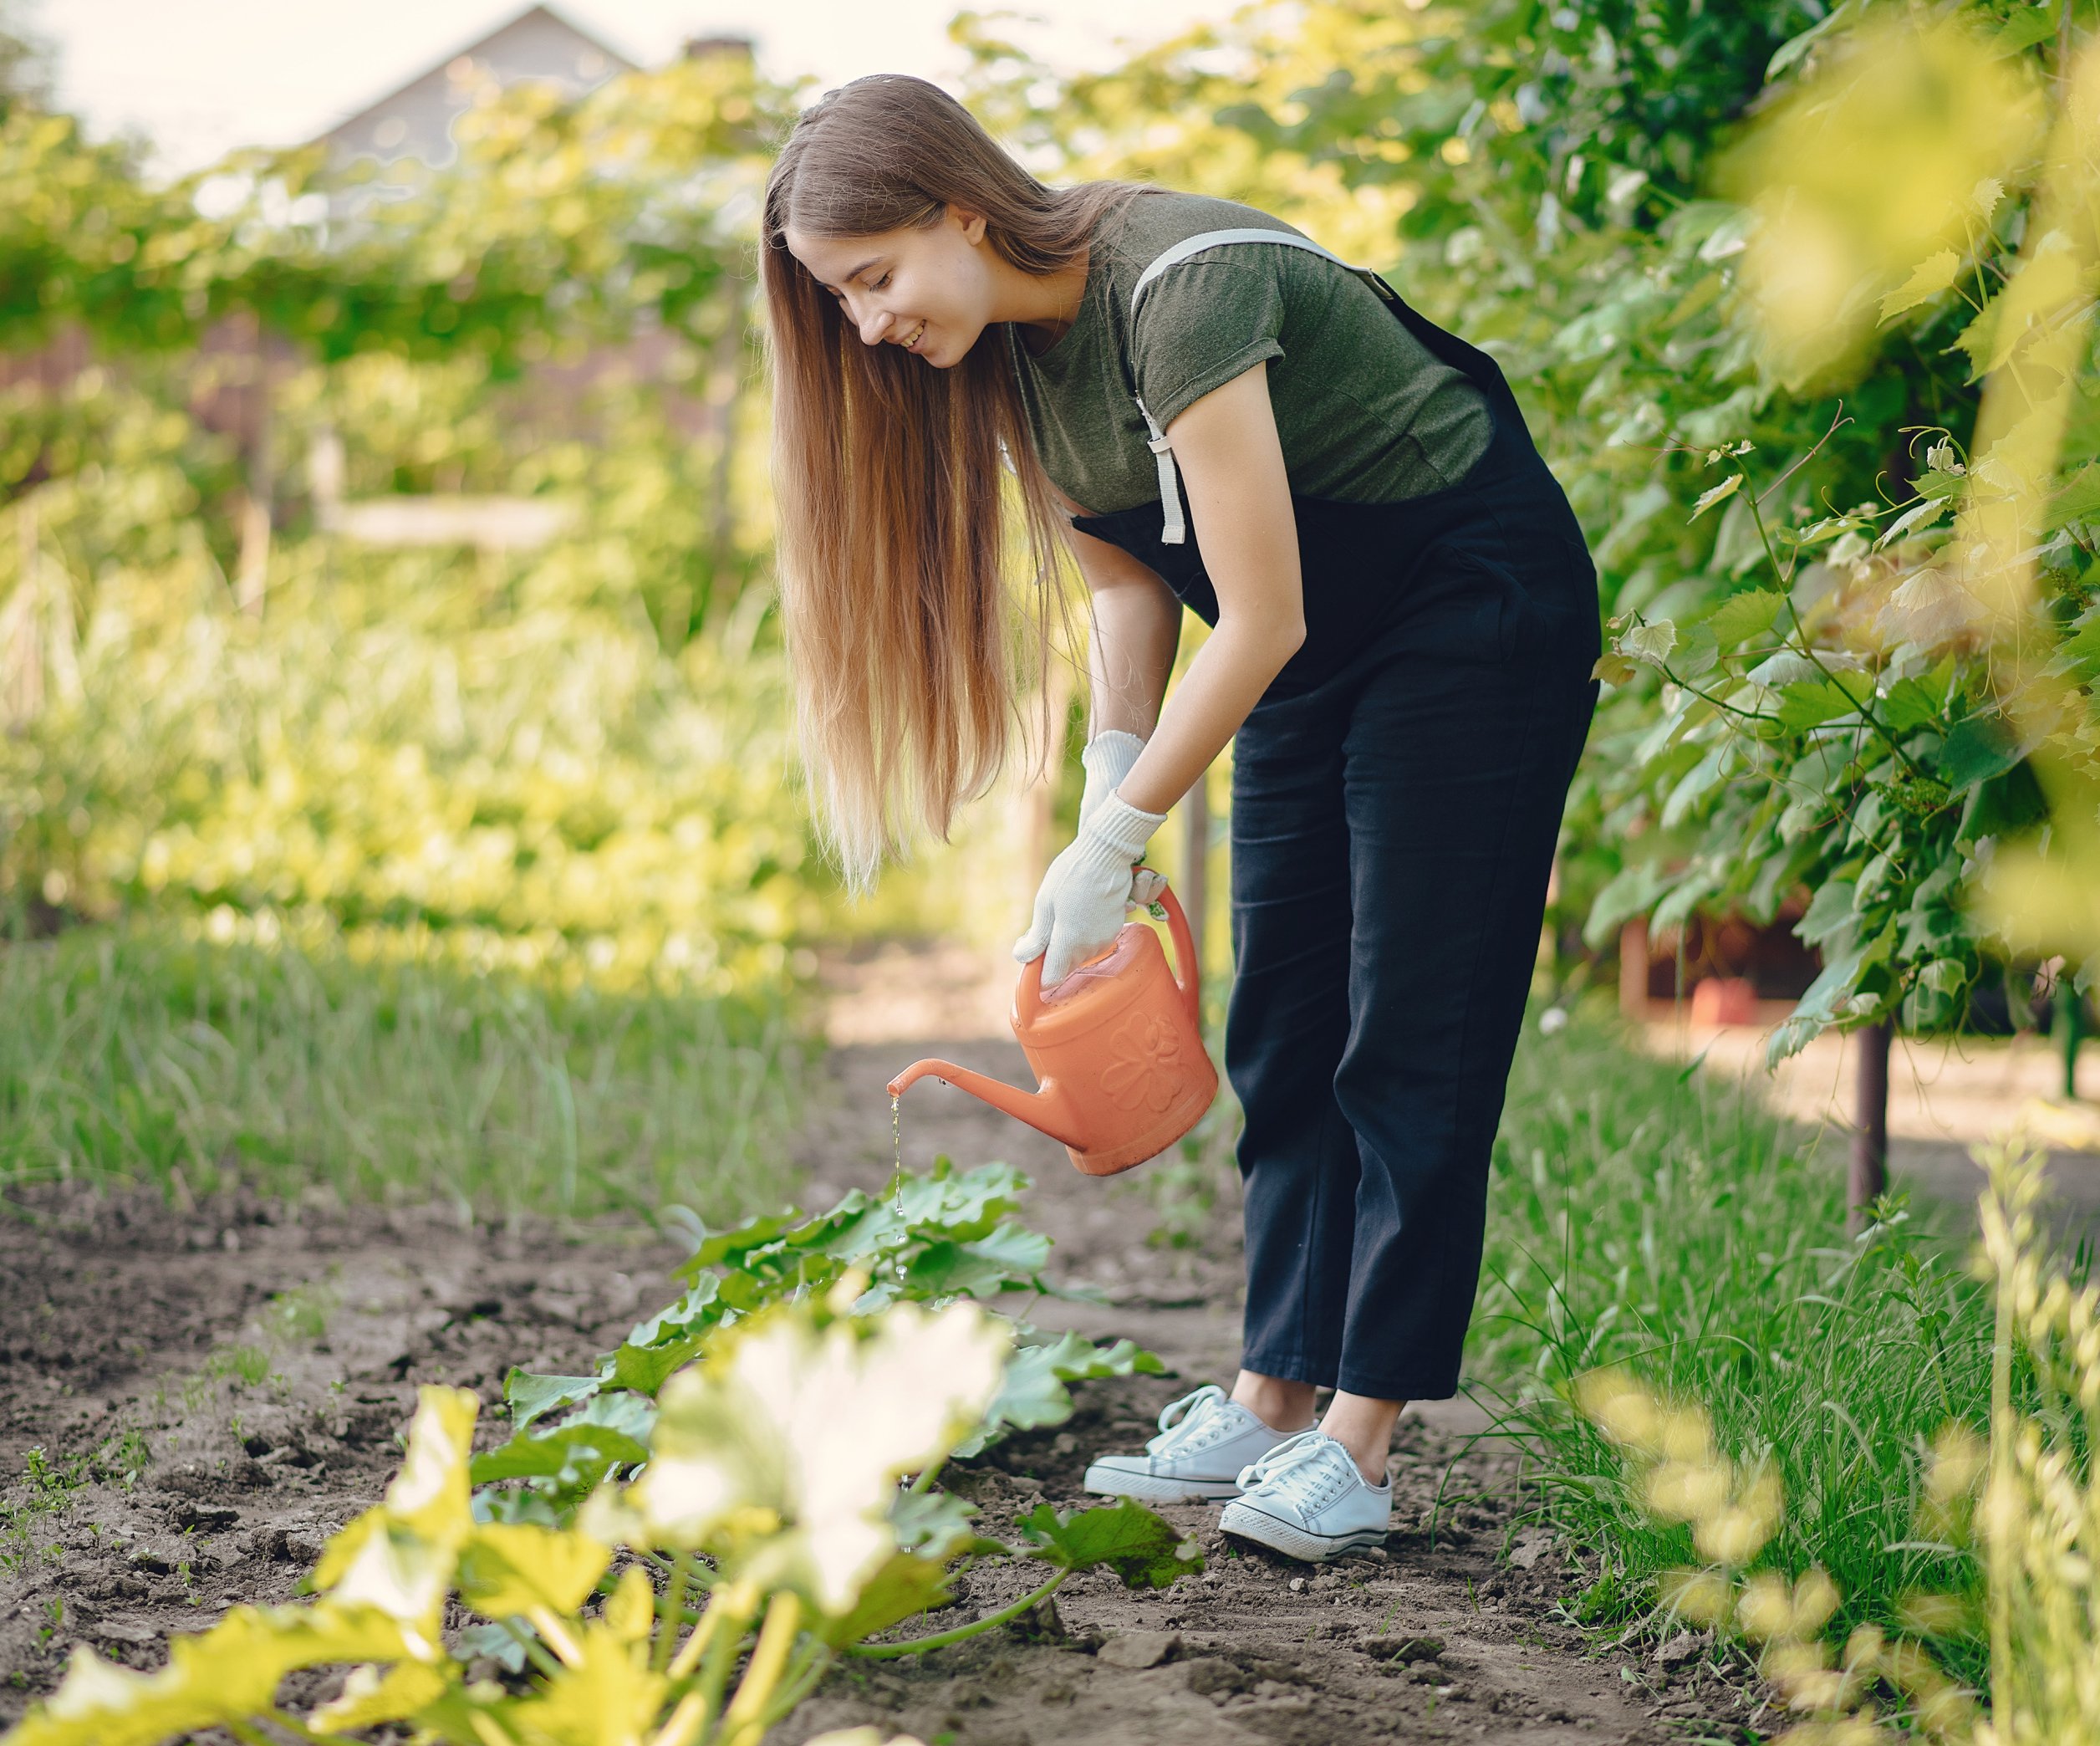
[888, 883, 1218, 1177]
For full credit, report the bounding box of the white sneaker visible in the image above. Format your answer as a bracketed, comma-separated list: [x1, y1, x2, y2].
[1217, 1430, 1393, 1560]
[1083, 1384, 1307, 1504]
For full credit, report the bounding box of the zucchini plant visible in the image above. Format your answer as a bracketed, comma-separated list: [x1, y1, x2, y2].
[6, 1282, 1199, 1746]
[473, 1159, 1165, 1531]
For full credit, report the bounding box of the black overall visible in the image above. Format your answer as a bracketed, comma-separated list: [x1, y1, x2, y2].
[1071, 283, 1599, 1401]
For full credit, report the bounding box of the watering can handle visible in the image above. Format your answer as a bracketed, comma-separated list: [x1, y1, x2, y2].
[1015, 872, 1200, 1021]
[1156, 881, 1201, 1023]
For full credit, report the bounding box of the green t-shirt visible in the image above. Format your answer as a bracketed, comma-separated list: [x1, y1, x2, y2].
[1007, 191, 1492, 516]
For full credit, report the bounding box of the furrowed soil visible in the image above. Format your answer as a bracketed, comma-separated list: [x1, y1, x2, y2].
[0, 1008, 1758, 1743]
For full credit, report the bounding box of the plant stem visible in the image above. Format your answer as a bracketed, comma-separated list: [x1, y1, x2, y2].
[655, 1583, 755, 1746]
[760, 1638, 835, 1727]
[666, 1589, 727, 1682]
[500, 1616, 564, 1682]
[654, 1548, 696, 1676]
[716, 1590, 803, 1746]
[528, 1604, 585, 1669]
[844, 1570, 1068, 1659]
[1741, 488, 1926, 779]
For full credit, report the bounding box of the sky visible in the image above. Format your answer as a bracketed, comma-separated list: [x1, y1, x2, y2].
[33, 0, 1236, 176]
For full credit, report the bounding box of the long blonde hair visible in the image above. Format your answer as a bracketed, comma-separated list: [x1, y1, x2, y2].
[762, 74, 1144, 886]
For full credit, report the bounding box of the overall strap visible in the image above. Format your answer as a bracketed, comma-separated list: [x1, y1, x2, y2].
[1129, 229, 1381, 544]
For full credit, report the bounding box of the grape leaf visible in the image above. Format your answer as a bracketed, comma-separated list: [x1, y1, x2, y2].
[1623, 620, 1678, 665]
[1878, 249, 1961, 324]
[1690, 474, 1742, 520]
[1703, 589, 1785, 648]
[1937, 715, 2021, 791]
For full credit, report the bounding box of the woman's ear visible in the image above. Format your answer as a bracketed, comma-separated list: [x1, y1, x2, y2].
[947, 204, 990, 246]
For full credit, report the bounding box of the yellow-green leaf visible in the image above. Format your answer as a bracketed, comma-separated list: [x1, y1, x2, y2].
[482, 1621, 668, 1746]
[309, 1659, 456, 1732]
[603, 1565, 656, 1643]
[457, 1523, 614, 1621]
[1878, 249, 1961, 323]
[6, 1602, 413, 1746]
[1623, 620, 1679, 666]
[1690, 474, 1742, 520]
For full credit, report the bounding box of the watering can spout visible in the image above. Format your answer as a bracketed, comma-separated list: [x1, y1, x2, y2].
[887, 1059, 1087, 1151]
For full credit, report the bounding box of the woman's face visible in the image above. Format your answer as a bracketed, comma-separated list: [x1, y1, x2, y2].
[784, 205, 995, 370]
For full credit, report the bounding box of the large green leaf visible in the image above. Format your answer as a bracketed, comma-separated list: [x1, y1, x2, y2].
[2050, 465, 2100, 528]
[505, 1371, 601, 1430]
[1937, 714, 2023, 792]
[1774, 674, 1873, 733]
[605, 1332, 709, 1395]
[1703, 588, 1787, 648]
[1878, 249, 1960, 324]
[1766, 923, 1896, 1065]
[1795, 879, 1860, 949]
[958, 1330, 1165, 1457]
[899, 1228, 1053, 1299]
[468, 1419, 650, 1488]
[1014, 1498, 1202, 1590]
[616, 1274, 722, 1354]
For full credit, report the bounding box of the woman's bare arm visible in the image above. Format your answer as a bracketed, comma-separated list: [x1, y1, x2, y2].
[1114, 363, 1304, 817]
[1048, 486, 1182, 739]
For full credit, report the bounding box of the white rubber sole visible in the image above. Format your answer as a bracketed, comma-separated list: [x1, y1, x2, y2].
[1218, 1498, 1391, 1561]
[1083, 1462, 1244, 1504]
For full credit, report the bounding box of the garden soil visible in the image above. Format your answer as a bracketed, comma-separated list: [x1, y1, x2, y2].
[0, 1033, 1762, 1744]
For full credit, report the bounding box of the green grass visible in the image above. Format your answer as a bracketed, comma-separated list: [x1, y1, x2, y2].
[0, 921, 808, 1225]
[1474, 1009, 1995, 1679]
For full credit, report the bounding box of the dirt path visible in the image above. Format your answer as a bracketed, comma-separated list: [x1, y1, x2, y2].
[782, 1034, 1751, 1746]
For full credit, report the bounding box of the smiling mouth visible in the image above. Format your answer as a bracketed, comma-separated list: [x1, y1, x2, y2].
[900, 319, 927, 353]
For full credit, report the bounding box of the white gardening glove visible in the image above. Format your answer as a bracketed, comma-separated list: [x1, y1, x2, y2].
[1078, 732, 1168, 906]
[1014, 789, 1169, 988]
[1079, 730, 1147, 824]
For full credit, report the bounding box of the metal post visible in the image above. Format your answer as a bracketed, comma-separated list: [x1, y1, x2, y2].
[1850, 1018, 1891, 1221]
[1179, 767, 1211, 982]
[2057, 976, 2082, 1102]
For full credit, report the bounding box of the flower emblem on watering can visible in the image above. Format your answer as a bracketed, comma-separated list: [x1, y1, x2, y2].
[1099, 1011, 1184, 1114]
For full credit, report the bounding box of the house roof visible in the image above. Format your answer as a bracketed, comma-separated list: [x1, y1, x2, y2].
[313, 3, 636, 167]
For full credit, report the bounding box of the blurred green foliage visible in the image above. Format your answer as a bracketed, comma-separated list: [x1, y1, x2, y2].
[0, 53, 775, 365]
[0, 52, 825, 983]
[0, 922, 802, 1221]
[959, 0, 2100, 1053]
[7, 0, 2097, 1086]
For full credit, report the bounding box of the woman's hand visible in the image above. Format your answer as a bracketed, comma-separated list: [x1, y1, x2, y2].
[1012, 792, 1168, 986]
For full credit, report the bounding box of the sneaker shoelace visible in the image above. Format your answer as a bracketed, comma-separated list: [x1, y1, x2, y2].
[1239, 1430, 1358, 1511]
[1145, 1383, 1235, 1456]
